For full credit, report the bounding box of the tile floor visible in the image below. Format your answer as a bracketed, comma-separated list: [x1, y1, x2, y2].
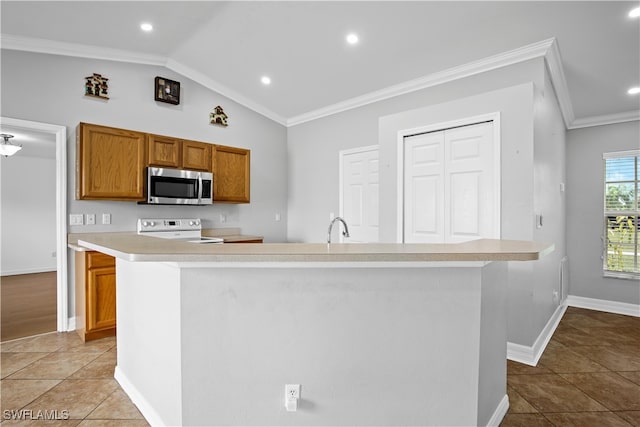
[502, 306, 640, 426]
[0, 306, 638, 426]
[1, 332, 148, 426]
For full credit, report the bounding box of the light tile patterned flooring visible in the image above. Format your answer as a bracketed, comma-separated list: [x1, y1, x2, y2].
[0, 306, 638, 426]
[1, 332, 148, 426]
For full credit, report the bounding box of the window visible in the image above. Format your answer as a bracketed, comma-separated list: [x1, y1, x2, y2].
[603, 150, 639, 279]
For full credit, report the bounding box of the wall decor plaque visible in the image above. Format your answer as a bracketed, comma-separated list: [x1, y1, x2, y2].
[210, 105, 228, 127]
[85, 73, 109, 99]
[155, 77, 180, 105]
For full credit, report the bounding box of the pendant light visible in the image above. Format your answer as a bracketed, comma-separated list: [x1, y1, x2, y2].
[0, 134, 22, 157]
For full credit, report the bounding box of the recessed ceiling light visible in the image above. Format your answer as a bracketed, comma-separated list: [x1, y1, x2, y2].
[629, 7, 640, 18]
[140, 23, 153, 32]
[261, 76, 271, 85]
[628, 87, 640, 95]
[346, 33, 359, 45]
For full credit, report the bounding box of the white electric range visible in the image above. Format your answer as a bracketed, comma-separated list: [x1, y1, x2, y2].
[136, 218, 223, 244]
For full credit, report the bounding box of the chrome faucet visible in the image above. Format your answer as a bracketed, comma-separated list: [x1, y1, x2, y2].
[327, 216, 350, 243]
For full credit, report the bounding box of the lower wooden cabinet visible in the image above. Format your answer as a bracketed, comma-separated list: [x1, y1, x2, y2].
[75, 251, 116, 341]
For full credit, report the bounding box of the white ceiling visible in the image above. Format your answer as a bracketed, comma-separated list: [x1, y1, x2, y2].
[1, 1, 639, 128]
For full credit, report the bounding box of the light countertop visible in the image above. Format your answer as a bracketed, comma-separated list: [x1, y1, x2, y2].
[69, 232, 553, 263]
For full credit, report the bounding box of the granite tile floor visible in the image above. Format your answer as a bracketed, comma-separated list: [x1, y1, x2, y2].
[502, 306, 640, 427]
[1, 306, 638, 426]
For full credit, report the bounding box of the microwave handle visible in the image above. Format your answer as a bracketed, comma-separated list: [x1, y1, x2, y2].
[197, 173, 203, 204]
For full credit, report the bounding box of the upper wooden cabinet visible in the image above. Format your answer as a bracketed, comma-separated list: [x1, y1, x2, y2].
[148, 135, 212, 172]
[77, 123, 146, 200]
[182, 140, 212, 172]
[213, 144, 250, 203]
[148, 134, 181, 168]
[77, 123, 247, 202]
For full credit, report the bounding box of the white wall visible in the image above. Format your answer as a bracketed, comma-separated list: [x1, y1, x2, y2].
[287, 58, 569, 348]
[1, 154, 57, 275]
[531, 68, 567, 342]
[1, 49, 288, 241]
[567, 121, 640, 304]
[287, 59, 544, 243]
[1, 49, 288, 318]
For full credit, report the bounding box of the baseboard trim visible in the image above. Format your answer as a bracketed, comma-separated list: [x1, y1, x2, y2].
[486, 394, 509, 427]
[66, 317, 76, 332]
[507, 303, 567, 366]
[566, 295, 640, 317]
[114, 366, 165, 426]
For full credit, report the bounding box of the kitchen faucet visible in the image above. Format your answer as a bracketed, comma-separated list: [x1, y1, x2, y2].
[327, 217, 350, 243]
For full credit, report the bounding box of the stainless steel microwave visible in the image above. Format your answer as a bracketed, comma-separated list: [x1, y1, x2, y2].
[146, 167, 213, 205]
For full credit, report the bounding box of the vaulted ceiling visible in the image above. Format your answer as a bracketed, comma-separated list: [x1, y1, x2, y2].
[2, 1, 639, 128]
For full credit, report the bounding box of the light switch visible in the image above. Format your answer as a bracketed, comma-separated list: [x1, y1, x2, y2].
[69, 214, 83, 225]
[86, 214, 96, 225]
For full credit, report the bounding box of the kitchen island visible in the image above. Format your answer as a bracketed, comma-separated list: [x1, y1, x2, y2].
[76, 234, 552, 427]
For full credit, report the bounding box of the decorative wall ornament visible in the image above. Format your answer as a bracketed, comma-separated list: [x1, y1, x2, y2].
[85, 73, 109, 99]
[210, 106, 228, 127]
[155, 76, 180, 105]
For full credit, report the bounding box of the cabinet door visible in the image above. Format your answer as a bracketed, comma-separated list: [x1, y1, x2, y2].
[87, 265, 116, 332]
[182, 140, 212, 172]
[213, 145, 250, 203]
[77, 123, 146, 200]
[148, 134, 181, 168]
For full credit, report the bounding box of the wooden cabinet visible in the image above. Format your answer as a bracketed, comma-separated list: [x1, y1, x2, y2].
[148, 134, 181, 168]
[75, 251, 116, 341]
[77, 123, 146, 200]
[213, 144, 251, 203]
[76, 122, 248, 202]
[148, 135, 212, 172]
[182, 140, 212, 172]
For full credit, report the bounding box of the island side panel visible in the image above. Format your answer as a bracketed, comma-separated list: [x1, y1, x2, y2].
[179, 265, 486, 426]
[477, 261, 509, 426]
[114, 260, 183, 427]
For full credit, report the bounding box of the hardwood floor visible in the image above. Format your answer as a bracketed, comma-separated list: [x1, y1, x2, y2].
[1, 272, 57, 342]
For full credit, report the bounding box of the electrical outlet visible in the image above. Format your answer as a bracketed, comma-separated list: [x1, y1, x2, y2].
[285, 384, 300, 399]
[284, 384, 301, 412]
[102, 213, 111, 225]
[86, 214, 96, 225]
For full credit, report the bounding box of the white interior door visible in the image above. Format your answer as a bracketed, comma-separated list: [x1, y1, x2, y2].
[403, 121, 498, 243]
[403, 131, 445, 243]
[340, 146, 379, 242]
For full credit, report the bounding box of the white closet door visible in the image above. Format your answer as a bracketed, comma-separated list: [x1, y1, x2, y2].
[404, 121, 498, 243]
[445, 122, 496, 242]
[403, 131, 445, 243]
[340, 146, 379, 242]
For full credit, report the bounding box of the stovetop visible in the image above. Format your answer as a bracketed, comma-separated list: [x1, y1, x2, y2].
[136, 218, 224, 244]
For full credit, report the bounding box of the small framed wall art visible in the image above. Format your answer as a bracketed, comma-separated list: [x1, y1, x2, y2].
[155, 76, 180, 105]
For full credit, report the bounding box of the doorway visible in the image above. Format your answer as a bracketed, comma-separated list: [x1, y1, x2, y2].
[339, 145, 380, 243]
[0, 117, 68, 340]
[399, 114, 501, 243]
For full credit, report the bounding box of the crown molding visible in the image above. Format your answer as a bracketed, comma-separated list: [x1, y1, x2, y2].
[1, 34, 166, 66]
[568, 110, 640, 129]
[3, 34, 636, 130]
[543, 38, 575, 128]
[1, 34, 287, 126]
[287, 38, 556, 127]
[165, 59, 287, 126]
